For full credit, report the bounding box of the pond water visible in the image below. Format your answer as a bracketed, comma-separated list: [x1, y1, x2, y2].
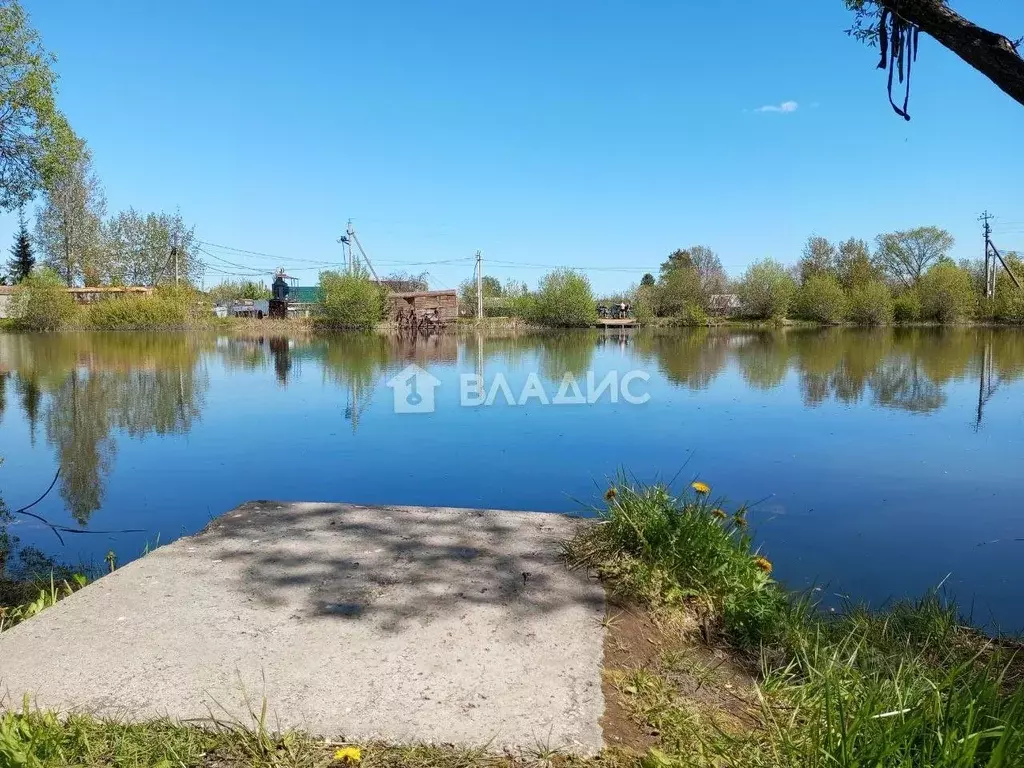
[1, 328, 1022, 628]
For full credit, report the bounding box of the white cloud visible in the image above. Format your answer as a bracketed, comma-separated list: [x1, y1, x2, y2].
[755, 100, 799, 114]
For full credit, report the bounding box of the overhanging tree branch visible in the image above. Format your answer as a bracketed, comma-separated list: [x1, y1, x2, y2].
[879, 0, 1024, 108]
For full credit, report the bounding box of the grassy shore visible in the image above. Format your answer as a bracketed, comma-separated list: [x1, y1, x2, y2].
[2, 479, 1021, 766]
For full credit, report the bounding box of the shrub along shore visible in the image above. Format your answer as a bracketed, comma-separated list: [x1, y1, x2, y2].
[2, 478, 1020, 766]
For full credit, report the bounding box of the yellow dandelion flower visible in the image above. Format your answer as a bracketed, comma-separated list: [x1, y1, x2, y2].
[712, 508, 727, 519]
[691, 481, 711, 495]
[753, 556, 773, 574]
[604, 487, 618, 502]
[334, 746, 362, 763]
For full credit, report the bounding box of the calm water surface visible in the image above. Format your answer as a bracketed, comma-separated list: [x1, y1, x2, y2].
[1, 329, 1022, 627]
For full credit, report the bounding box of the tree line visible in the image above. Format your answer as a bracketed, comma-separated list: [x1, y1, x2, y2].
[0, 2, 201, 290]
[627, 228, 1024, 326]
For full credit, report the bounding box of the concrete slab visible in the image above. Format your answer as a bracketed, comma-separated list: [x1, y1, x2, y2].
[0, 503, 605, 752]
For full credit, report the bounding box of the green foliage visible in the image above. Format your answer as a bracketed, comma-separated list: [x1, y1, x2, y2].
[0, 0, 79, 211]
[565, 479, 787, 650]
[102, 208, 198, 287]
[85, 286, 203, 330]
[526, 268, 595, 327]
[737, 259, 797, 320]
[0, 573, 87, 633]
[640, 272, 655, 287]
[893, 288, 922, 322]
[317, 268, 387, 328]
[11, 268, 80, 330]
[7, 208, 34, 281]
[632, 285, 655, 324]
[458, 274, 503, 311]
[794, 273, 848, 324]
[836, 237, 880, 290]
[847, 280, 894, 325]
[34, 142, 105, 287]
[797, 236, 837, 285]
[206, 280, 270, 304]
[918, 260, 977, 322]
[653, 264, 703, 318]
[570, 473, 1024, 767]
[876, 226, 955, 289]
[993, 254, 1024, 323]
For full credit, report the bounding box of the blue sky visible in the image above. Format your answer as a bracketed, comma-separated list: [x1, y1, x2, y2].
[5, 0, 1024, 294]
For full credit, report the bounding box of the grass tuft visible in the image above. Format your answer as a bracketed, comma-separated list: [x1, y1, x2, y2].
[567, 477, 1024, 766]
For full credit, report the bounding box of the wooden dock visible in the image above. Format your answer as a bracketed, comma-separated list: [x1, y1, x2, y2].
[595, 318, 638, 327]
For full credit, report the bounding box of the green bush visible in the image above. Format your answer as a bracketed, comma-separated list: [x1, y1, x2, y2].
[86, 286, 202, 330]
[737, 259, 797, 320]
[674, 302, 708, 326]
[918, 261, 977, 323]
[206, 280, 270, 304]
[527, 269, 595, 327]
[653, 265, 704, 318]
[632, 285, 655, 324]
[794, 273, 848, 324]
[847, 280, 894, 325]
[893, 289, 922, 322]
[11, 270, 80, 330]
[316, 268, 386, 328]
[994, 254, 1024, 323]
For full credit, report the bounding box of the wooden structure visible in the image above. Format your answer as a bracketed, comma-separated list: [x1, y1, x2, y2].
[0, 285, 155, 319]
[69, 287, 154, 304]
[388, 289, 458, 331]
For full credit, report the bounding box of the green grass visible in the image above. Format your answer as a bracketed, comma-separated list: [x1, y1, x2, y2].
[0, 704, 638, 768]
[0, 573, 88, 633]
[563, 478, 787, 650]
[3, 478, 1021, 766]
[565, 478, 1024, 766]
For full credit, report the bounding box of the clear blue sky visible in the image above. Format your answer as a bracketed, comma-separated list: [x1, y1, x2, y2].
[5, 0, 1024, 294]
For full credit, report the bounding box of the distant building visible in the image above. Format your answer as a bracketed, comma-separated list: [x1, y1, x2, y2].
[288, 286, 321, 318]
[709, 294, 743, 316]
[0, 285, 155, 319]
[387, 289, 458, 322]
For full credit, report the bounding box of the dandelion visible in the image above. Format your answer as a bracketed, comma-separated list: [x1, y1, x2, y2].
[753, 556, 772, 574]
[334, 747, 362, 764]
[604, 487, 617, 502]
[712, 508, 727, 519]
[691, 481, 711, 495]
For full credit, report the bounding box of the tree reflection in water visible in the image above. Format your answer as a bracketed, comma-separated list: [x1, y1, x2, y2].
[0, 327, 1021, 531]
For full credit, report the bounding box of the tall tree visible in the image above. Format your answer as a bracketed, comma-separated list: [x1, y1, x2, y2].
[836, 237, 880, 290]
[459, 274, 503, 307]
[103, 208, 200, 286]
[798, 236, 838, 284]
[845, 1, 1024, 116]
[660, 246, 727, 296]
[34, 143, 105, 286]
[0, 0, 79, 210]
[640, 272, 655, 287]
[875, 226, 954, 288]
[7, 206, 34, 281]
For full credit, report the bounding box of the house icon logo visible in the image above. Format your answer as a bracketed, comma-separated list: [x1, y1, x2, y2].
[386, 364, 441, 414]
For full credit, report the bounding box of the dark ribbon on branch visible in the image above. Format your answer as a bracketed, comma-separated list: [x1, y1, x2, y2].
[878, 6, 921, 121]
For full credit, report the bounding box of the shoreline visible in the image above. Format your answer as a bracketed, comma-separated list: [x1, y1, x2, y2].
[2, 489, 1022, 765]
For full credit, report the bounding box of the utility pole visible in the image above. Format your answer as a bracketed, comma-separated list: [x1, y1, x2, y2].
[171, 231, 180, 286]
[979, 210, 1022, 299]
[347, 220, 356, 275]
[980, 210, 994, 299]
[475, 250, 483, 320]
